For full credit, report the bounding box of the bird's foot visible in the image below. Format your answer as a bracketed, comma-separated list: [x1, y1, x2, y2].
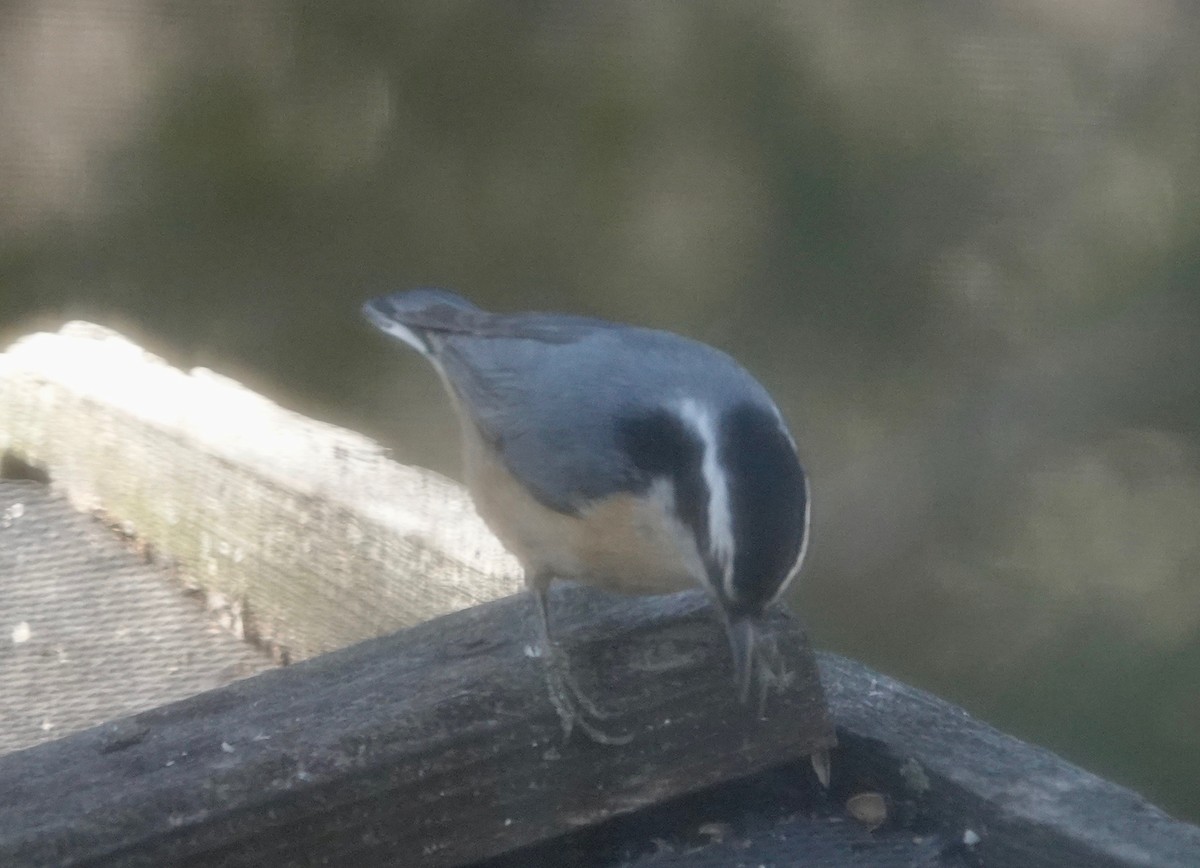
[750, 632, 794, 715]
[727, 616, 795, 714]
[538, 642, 632, 746]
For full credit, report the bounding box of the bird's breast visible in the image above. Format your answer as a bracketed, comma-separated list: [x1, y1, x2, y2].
[461, 424, 705, 595]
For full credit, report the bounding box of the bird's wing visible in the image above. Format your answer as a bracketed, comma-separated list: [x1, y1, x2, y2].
[365, 289, 647, 513]
[435, 327, 647, 514]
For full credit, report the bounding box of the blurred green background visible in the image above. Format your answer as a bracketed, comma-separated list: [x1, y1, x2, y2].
[2, 1, 1198, 822]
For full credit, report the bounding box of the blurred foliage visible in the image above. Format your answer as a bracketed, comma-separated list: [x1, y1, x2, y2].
[1, 0, 1198, 821]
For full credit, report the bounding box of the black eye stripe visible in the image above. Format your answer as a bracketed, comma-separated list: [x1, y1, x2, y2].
[615, 410, 711, 563]
[616, 403, 807, 614]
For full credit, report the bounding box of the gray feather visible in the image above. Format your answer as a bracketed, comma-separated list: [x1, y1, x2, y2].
[364, 290, 777, 516]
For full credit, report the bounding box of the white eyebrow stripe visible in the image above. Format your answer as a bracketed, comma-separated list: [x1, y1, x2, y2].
[676, 398, 735, 597]
[788, 470, 811, 591]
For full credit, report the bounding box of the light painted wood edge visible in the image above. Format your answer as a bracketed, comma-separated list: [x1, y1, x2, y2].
[0, 322, 521, 660]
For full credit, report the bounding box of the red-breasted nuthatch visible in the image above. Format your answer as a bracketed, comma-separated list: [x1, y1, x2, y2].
[364, 290, 810, 743]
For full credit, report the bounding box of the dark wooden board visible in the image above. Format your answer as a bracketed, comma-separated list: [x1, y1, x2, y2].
[479, 654, 1200, 868]
[818, 653, 1200, 868]
[0, 588, 833, 868]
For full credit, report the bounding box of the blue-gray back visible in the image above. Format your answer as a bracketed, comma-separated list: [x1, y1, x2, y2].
[375, 291, 780, 514]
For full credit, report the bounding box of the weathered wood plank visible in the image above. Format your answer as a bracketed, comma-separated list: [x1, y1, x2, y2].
[0, 588, 834, 868]
[818, 653, 1200, 868]
[485, 653, 1200, 868]
[0, 323, 520, 662]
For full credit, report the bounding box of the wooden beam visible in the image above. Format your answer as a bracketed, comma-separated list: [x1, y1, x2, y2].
[0, 323, 521, 662]
[0, 588, 834, 868]
[819, 653, 1200, 868]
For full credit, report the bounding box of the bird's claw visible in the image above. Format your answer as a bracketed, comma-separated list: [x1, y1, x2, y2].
[540, 642, 632, 746]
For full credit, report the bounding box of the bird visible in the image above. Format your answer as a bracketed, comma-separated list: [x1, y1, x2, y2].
[363, 289, 810, 743]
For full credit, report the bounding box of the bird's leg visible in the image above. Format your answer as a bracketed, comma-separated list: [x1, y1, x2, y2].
[530, 584, 631, 745]
[751, 627, 792, 715]
[719, 607, 794, 714]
